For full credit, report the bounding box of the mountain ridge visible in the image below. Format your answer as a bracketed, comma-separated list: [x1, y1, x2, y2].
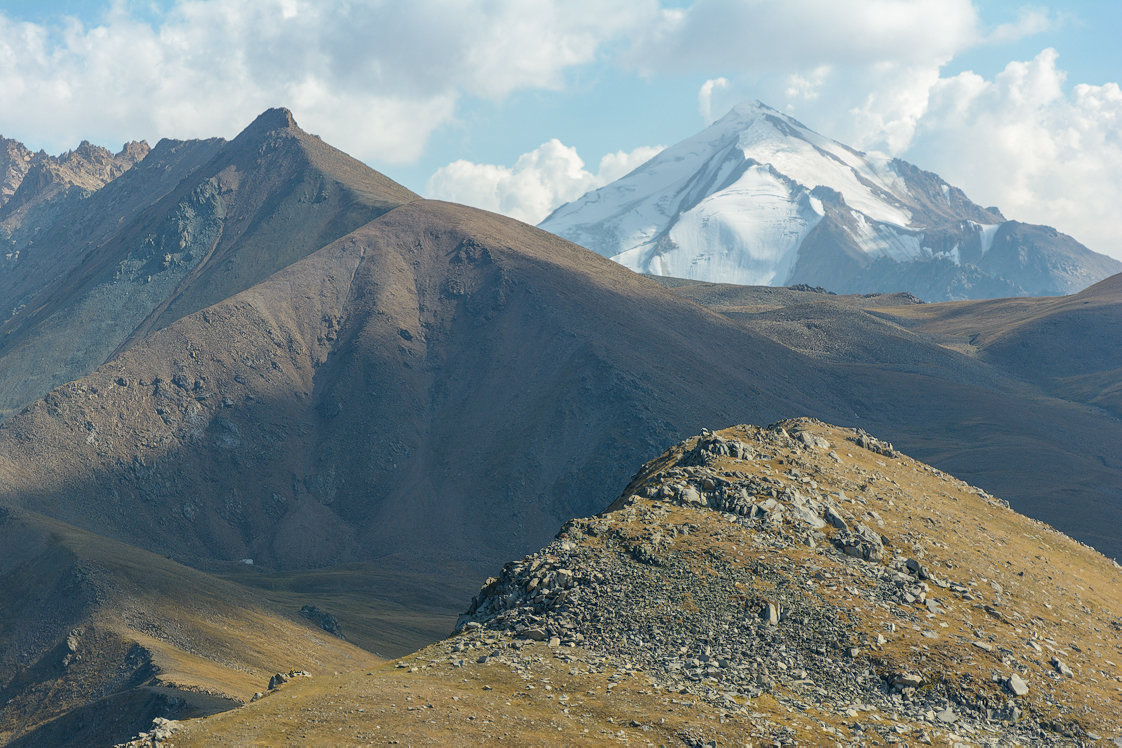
[0, 109, 417, 416]
[0, 109, 1120, 741]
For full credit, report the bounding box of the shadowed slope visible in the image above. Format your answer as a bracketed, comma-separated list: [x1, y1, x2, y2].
[878, 273, 1122, 419]
[0, 507, 380, 747]
[0, 200, 834, 578]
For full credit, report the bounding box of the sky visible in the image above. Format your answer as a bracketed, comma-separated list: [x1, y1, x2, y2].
[1, 0, 1121, 259]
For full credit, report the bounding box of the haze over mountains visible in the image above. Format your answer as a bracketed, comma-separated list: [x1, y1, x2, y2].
[0, 108, 1119, 743]
[541, 101, 1121, 301]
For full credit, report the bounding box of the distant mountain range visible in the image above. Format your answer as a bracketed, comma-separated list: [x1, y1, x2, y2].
[0, 109, 1120, 743]
[540, 101, 1121, 301]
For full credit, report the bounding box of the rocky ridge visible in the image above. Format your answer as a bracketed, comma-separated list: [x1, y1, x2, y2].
[0, 137, 36, 204]
[444, 419, 1122, 743]
[153, 419, 1122, 745]
[0, 137, 149, 216]
[1, 135, 150, 280]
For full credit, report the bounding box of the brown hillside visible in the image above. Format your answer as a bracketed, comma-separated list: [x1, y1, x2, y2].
[878, 272, 1122, 420]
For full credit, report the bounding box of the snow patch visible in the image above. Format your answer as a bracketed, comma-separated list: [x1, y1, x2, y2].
[847, 212, 925, 261]
[975, 222, 1001, 256]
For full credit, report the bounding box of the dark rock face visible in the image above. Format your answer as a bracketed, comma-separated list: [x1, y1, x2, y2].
[300, 605, 344, 638]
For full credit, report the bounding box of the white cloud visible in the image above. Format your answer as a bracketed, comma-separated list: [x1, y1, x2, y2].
[621, 0, 986, 157]
[630, 0, 979, 72]
[2, 0, 1116, 261]
[985, 7, 1060, 45]
[784, 65, 830, 103]
[426, 140, 662, 224]
[0, 0, 658, 162]
[904, 49, 1122, 258]
[698, 77, 728, 124]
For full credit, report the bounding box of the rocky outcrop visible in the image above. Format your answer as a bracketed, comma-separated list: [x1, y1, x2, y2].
[0, 137, 36, 206]
[451, 419, 1120, 743]
[299, 605, 344, 638]
[0, 138, 149, 217]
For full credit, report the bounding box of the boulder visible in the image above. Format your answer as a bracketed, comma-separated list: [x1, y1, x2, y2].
[1007, 673, 1030, 697]
[833, 523, 885, 561]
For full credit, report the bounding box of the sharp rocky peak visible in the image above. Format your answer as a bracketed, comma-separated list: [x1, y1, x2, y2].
[241, 107, 300, 136]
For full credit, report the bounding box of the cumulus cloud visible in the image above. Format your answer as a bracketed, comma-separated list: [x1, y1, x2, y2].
[904, 49, 1122, 257]
[3, 0, 1115, 258]
[698, 77, 728, 124]
[0, 0, 657, 162]
[624, 0, 1059, 159]
[426, 141, 663, 224]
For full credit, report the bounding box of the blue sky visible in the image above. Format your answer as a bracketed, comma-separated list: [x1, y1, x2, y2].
[2, 1, 1121, 258]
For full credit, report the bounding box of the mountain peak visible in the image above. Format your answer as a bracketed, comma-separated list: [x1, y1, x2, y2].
[540, 100, 1121, 300]
[709, 100, 810, 141]
[243, 106, 299, 135]
[721, 99, 781, 122]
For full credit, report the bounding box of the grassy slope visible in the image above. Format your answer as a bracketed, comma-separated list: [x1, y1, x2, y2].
[0, 509, 381, 745]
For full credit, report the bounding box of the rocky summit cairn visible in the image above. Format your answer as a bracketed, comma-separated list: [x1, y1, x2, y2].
[444, 418, 1122, 744]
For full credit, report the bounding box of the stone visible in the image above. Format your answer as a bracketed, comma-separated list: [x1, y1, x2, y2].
[789, 501, 827, 529]
[906, 558, 930, 579]
[798, 431, 830, 450]
[936, 709, 957, 723]
[522, 628, 548, 641]
[891, 672, 924, 690]
[1051, 657, 1074, 678]
[761, 601, 781, 625]
[678, 485, 704, 505]
[1006, 673, 1029, 697]
[824, 505, 849, 530]
[834, 523, 884, 561]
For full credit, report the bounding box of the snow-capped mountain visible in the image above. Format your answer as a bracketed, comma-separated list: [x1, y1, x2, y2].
[539, 101, 1121, 300]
